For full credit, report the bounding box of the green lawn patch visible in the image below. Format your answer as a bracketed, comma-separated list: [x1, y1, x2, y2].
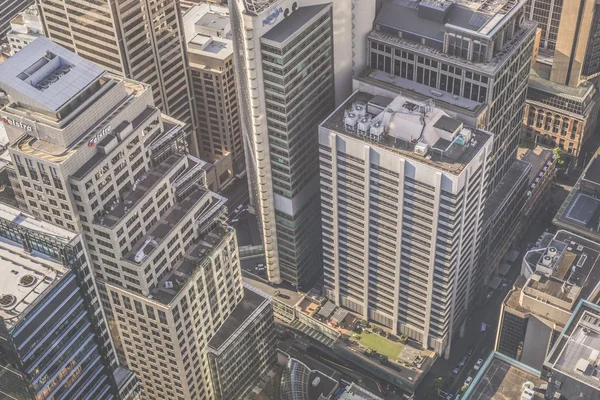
[350, 331, 404, 359]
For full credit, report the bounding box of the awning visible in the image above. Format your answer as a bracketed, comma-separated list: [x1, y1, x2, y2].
[331, 308, 349, 324]
[318, 301, 336, 319]
[506, 249, 520, 263]
[487, 276, 502, 289]
[499, 262, 512, 276]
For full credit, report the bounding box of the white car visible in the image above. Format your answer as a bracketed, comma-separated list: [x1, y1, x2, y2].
[464, 376, 473, 387]
[474, 358, 484, 371]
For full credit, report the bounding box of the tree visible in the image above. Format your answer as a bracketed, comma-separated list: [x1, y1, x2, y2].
[553, 147, 568, 170]
[427, 377, 446, 400]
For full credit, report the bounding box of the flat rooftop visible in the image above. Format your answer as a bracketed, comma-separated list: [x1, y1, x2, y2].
[261, 4, 329, 45]
[208, 285, 268, 350]
[369, 18, 537, 75]
[242, 271, 305, 308]
[183, 3, 233, 62]
[0, 233, 69, 329]
[0, 203, 76, 240]
[518, 146, 555, 184]
[376, 0, 525, 40]
[464, 352, 545, 399]
[545, 301, 600, 395]
[521, 230, 600, 305]
[529, 63, 596, 104]
[321, 91, 491, 175]
[150, 223, 230, 304]
[554, 151, 600, 243]
[338, 383, 383, 400]
[0, 37, 103, 114]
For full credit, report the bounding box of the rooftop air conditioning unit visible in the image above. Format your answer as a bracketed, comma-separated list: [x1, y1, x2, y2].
[164, 281, 174, 289]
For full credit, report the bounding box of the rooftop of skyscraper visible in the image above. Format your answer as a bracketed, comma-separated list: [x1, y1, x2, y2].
[183, 3, 233, 65]
[463, 352, 546, 399]
[503, 230, 600, 327]
[543, 301, 600, 398]
[0, 204, 71, 328]
[0, 37, 103, 114]
[370, 0, 537, 74]
[554, 150, 600, 242]
[320, 90, 491, 174]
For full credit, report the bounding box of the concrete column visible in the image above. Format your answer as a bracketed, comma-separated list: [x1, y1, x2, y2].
[331, 134, 341, 306]
[422, 172, 442, 350]
[362, 145, 371, 320]
[392, 159, 406, 334]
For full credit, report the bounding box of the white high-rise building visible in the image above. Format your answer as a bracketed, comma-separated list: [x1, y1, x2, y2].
[319, 91, 493, 356]
[0, 37, 276, 400]
[230, 0, 353, 288]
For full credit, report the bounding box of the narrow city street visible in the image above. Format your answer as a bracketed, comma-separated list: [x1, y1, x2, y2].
[413, 219, 552, 399]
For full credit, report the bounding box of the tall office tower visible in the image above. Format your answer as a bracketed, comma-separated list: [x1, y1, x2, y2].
[183, 3, 244, 173]
[0, 37, 276, 400]
[362, 0, 536, 190]
[0, 204, 139, 400]
[37, 0, 200, 155]
[0, 0, 30, 41]
[526, 0, 600, 86]
[319, 91, 493, 356]
[230, 0, 352, 288]
[6, 5, 44, 55]
[496, 230, 600, 371]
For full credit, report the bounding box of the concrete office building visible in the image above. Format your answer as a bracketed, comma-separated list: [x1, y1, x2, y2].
[183, 3, 243, 175]
[362, 0, 536, 191]
[554, 149, 600, 243]
[6, 5, 44, 56]
[37, 0, 199, 155]
[207, 285, 277, 400]
[542, 300, 600, 400]
[0, 38, 276, 400]
[318, 91, 493, 355]
[0, 0, 30, 41]
[230, 0, 353, 288]
[496, 230, 600, 371]
[526, 0, 600, 86]
[0, 204, 139, 400]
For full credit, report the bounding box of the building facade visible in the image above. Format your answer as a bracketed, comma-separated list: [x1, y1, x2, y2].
[0, 0, 30, 41]
[206, 285, 277, 400]
[230, 0, 353, 288]
[6, 5, 43, 55]
[365, 0, 536, 192]
[37, 0, 199, 155]
[522, 68, 599, 165]
[319, 91, 493, 356]
[0, 38, 275, 400]
[183, 3, 243, 174]
[0, 204, 139, 400]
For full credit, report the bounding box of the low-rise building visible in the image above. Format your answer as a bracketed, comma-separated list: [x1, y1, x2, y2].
[496, 230, 600, 370]
[554, 149, 600, 242]
[463, 351, 546, 399]
[523, 62, 599, 166]
[542, 300, 600, 400]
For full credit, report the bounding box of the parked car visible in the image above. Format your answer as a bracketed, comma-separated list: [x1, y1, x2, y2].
[446, 394, 453, 400]
[474, 358, 484, 371]
[453, 366, 460, 374]
[464, 376, 473, 387]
